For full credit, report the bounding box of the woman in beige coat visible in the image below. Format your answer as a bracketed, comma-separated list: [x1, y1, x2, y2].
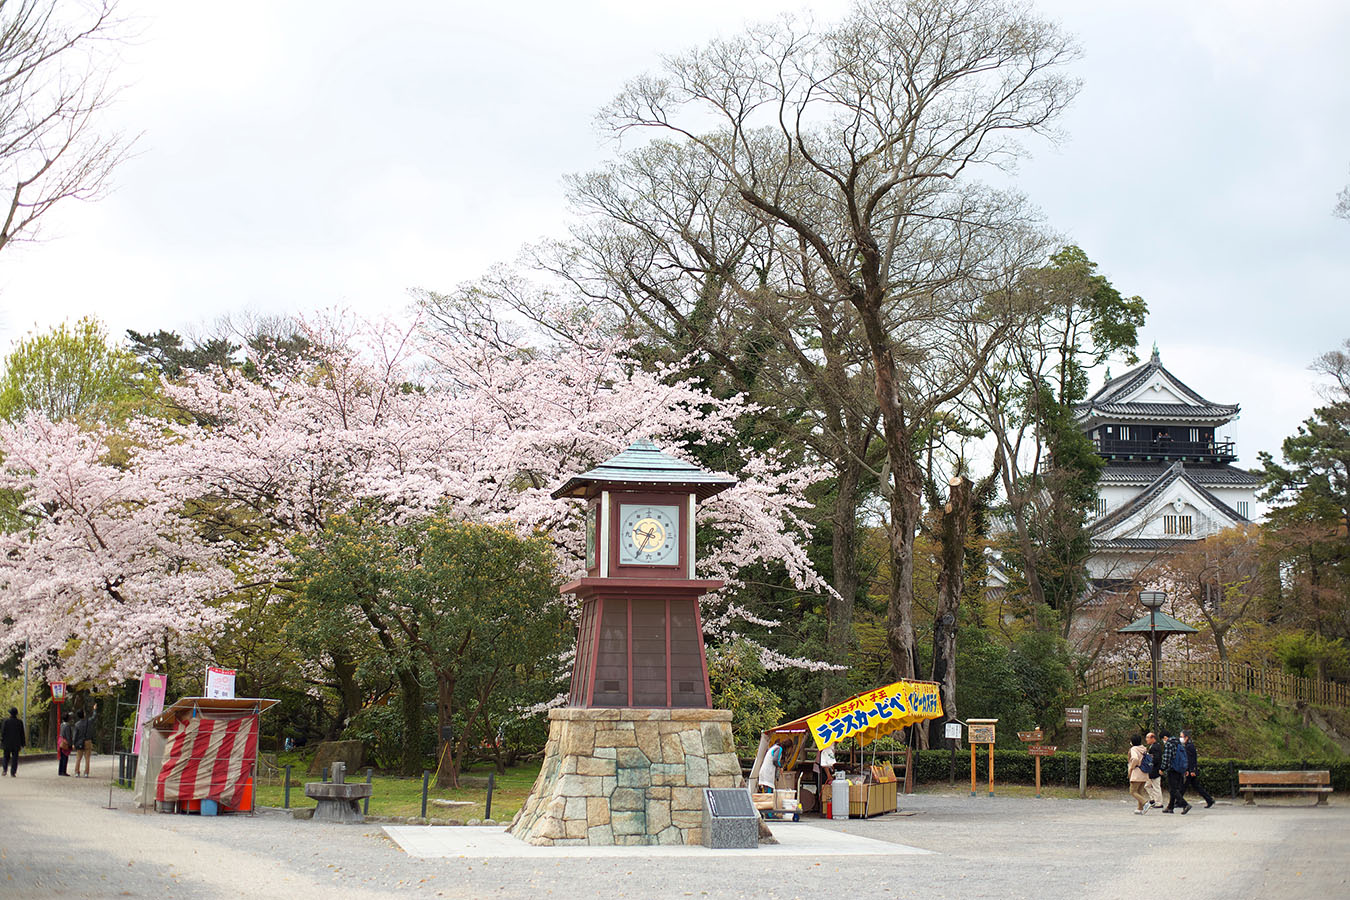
[1127, 734, 1153, 813]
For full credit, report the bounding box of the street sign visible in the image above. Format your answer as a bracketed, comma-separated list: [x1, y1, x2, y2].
[50, 681, 66, 701]
[1065, 707, 1083, 727]
[1017, 730, 1044, 743]
[1088, 727, 1106, 737]
[944, 722, 962, 740]
[1028, 745, 1058, 756]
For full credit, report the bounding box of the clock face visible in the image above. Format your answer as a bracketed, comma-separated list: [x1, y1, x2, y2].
[618, 504, 680, 566]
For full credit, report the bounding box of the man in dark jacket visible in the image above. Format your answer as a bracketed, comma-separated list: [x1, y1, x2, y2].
[1162, 731, 1192, 814]
[1, 707, 26, 776]
[1180, 729, 1215, 808]
[72, 705, 97, 778]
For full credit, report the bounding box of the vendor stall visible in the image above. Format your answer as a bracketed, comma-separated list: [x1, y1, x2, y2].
[750, 679, 943, 819]
[133, 697, 277, 814]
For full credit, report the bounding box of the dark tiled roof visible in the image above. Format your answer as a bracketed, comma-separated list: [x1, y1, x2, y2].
[1092, 537, 1197, 551]
[1080, 401, 1238, 420]
[1077, 350, 1238, 421]
[1090, 461, 1249, 537]
[551, 438, 737, 500]
[1099, 463, 1261, 487]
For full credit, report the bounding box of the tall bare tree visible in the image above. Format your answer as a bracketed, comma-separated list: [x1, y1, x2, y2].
[0, 0, 131, 254]
[602, 0, 1079, 678]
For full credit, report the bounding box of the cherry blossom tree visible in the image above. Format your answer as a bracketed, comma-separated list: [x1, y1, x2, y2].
[0, 415, 235, 683]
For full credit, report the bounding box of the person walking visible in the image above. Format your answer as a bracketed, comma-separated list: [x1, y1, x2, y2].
[1127, 734, 1153, 813]
[1, 708, 25, 776]
[72, 704, 97, 778]
[1162, 730, 1192, 814]
[1144, 732, 1165, 808]
[1180, 729, 1215, 808]
[57, 713, 73, 776]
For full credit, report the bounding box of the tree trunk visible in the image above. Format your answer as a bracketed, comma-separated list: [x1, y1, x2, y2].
[395, 667, 423, 777]
[823, 453, 865, 705]
[929, 476, 972, 747]
[435, 675, 458, 789]
[886, 449, 922, 682]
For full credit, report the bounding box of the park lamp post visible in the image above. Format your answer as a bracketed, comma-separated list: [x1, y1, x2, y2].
[1140, 590, 1167, 736]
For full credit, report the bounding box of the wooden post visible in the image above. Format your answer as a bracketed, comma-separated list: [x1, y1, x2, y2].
[970, 744, 976, 796]
[987, 744, 994, 797]
[1034, 754, 1042, 798]
[1078, 703, 1089, 800]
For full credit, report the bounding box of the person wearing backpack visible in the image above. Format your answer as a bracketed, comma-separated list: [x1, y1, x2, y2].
[1127, 735, 1153, 813]
[1162, 731, 1192, 814]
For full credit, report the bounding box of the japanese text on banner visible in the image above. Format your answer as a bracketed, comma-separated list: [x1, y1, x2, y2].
[806, 680, 942, 749]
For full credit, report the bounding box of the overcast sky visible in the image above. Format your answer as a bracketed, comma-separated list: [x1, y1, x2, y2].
[1, 0, 1347, 468]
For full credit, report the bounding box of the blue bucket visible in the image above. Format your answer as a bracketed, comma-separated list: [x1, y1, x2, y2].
[200, 799, 218, 816]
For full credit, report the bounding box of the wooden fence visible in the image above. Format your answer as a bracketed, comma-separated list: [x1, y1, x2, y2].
[1085, 660, 1350, 708]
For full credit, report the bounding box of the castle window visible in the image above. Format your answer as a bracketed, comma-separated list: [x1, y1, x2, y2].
[1120, 425, 1130, 440]
[1092, 498, 1107, 517]
[1164, 515, 1193, 535]
[1189, 428, 1200, 443]
[1237, 500, 1250, 519]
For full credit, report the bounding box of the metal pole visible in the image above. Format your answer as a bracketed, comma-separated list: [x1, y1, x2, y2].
[284, 765, 292, 809]
[364, 767, 372, 815]
[1150, 608, 1159, 737]
[421, 770, 430, 819]
[486, 772, 495, 820]
[21, 641, 28, 741]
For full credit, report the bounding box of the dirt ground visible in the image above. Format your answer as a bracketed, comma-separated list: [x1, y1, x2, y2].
[1, 754, 1346, 899]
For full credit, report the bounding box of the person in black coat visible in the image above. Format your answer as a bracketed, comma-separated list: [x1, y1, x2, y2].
[1181, 729, 1215, 808]
[1, 708, 26, 776]
[58, 712, 73, 776]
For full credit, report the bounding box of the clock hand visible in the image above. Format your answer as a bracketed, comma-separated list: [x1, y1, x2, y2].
[635, 527, 658, 550]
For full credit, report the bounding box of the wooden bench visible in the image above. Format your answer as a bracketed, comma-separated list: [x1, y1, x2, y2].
[1238, 770, 1333, 806]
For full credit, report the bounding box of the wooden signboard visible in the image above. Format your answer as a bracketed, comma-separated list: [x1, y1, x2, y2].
[1028, 745, 1058, 756]
[1017, 730, 1044, 743]
[966, 719, 998, 797]
[1065, 707, 1083, 727]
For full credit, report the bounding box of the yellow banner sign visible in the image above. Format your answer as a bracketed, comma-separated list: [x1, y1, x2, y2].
[807, 680, 943, 749]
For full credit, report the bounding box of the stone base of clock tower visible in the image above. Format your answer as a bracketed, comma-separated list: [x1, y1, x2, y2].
[507, 707, 743, 846]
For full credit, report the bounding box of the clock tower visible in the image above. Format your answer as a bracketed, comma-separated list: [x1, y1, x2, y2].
[552, 438, 735, 708]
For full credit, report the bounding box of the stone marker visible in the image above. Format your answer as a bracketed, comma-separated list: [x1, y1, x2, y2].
[702, 788, 758, 849]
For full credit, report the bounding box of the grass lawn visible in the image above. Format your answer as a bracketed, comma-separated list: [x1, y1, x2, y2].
[251, 758, 542, 821]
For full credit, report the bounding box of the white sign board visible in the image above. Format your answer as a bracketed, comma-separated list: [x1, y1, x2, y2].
[205, 666, 236, 699]
[944, 721, 962, 740]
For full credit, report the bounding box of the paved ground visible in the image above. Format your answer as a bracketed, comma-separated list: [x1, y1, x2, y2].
[1, 756, 1346, 899]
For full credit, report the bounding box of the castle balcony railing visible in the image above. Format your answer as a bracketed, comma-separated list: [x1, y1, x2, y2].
[1091, 437, 1236, 464]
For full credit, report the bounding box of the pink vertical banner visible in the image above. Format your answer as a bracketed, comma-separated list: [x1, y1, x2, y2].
[132, 673, 168, 755]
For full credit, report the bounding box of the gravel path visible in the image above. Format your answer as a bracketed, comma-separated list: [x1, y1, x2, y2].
[1, 757, 1346, 899]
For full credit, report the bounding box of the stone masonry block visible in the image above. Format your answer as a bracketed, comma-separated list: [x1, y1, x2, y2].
[707, 753, 742, 777]
[679, 730, 705, 755]
[587, 824, 615, 845]
[645, 799, 671, 832]
[577, 757, 617, 777]
[611, 810, 647, 835]
[586, 797, 610, 826]
[684, 754, 709, 786]
[616, 748, 650, 769]
[617, 767, 652, 788]
[596, 729, 637, 747]
[565, 796, 587, 820]
[610, 788, 644, 811]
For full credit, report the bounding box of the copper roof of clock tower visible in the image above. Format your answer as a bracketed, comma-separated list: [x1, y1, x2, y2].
[550, 438, 738, 500]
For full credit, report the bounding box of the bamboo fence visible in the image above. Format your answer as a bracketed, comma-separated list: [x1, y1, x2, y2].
[1085, 660, 1350, 708]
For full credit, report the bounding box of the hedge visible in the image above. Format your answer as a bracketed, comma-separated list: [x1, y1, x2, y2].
[910, 749, 1350, 793]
